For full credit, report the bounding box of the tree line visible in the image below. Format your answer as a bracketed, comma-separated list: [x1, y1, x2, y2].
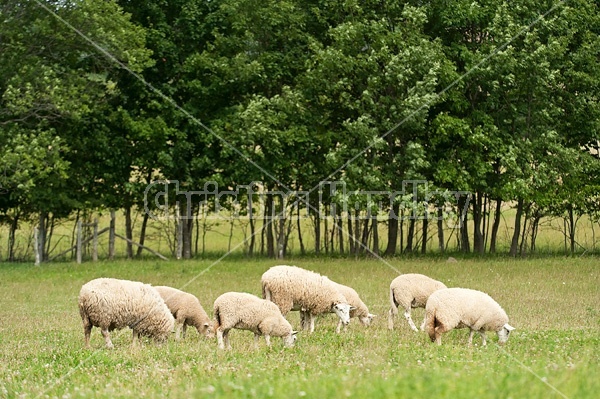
[1, 0, 599, 261]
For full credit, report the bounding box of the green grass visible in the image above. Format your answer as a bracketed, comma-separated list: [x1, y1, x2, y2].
[0, 257, 598, 398]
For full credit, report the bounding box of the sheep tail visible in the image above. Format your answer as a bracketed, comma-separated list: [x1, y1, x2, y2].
[214, 306, 222, 329]
[424, 307, 436, 341]
[389, 288, 398, 316]
[262, 282, 271, 301]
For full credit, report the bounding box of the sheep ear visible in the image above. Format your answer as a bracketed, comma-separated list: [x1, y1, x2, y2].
[369, 313, 377, 318]
[350, 306, 356, 310]
[203, 322, 210, 328]
[504, 324, 515, 332]
[291, 331, 298, 335]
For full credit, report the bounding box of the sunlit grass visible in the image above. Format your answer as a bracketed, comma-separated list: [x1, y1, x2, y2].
[0, 257, 598, 398]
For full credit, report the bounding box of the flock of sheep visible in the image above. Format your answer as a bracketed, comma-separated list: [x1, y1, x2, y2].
[78, 265, 515, 349]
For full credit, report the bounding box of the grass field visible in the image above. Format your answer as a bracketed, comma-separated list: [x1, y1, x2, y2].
[0, 257, 598, 398]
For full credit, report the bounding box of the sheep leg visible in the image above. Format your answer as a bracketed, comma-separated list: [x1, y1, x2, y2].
[404, 309, 419, 332]
[82, 319, 92, 348]
[308, 314, 316, 333]
[467, 329, 475, 345]
[300, 311, 310, 331]
[217, 327, 226, 350]
[253, 333, 260, 349]
[388, 308, 395, 330]
[433, 320, 450, 345]
[223, 330, 231, 350]
[131, 330, 142, 347]
[264, 335, 271, 346]
[101, 329, 114, 349]
[479, 331, 487, 346]
[336, 319, 342, 334]
[181, 323, 187, 339]
[174, 322, 182, 340]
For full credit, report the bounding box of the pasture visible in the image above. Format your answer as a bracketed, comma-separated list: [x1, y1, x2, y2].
[0, 257, 598, 398]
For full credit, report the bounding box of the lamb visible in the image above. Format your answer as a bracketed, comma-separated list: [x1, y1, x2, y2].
[154, 286, 212, 340]
[213, 291, 298, 350]
[423, 287, 515, 345]
[261, 265, 353, 333]
[388, 273, 447, 332]
[329, 281, 376, 333]
[78, 278, 174, 349]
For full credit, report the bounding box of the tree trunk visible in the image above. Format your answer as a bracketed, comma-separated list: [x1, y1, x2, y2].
[405, 218, 415, 253]
[37, 211, 47, 262]
[8, 211, 20, 261]
[324, 216, 329, 254]
[248, 215, 256, 256]
[125, 206, 134, 259]
[337, 212, 344, 255]
[45, 214, 55, 258]
[372, 217, 379, 256]
[359, 215, 370, 255]
[354, 209, 361, 255]
[314, 210, 321, 255]
[385, 203, 399, 256]
[183, 217, 193, 259]
[266, 195, 275, 258]
[509, 198, 524, 257]
[490, 198, 502, 254]
[519, 205, 529, 256]
[458, 196, 470, 253]
[399, 210, 404, 254]
[473, 192, 485, 254]
[137, 212, 150, 257]
[109, 210, 116, 260]
[297, 205, 305, 256]
[568, 204, 575, 255]
[421, 217, 428, 254]
[277, 214, 286, 259]
[530, 214, 541, 253]
[195, 205, 200, 257]
[347, 212, 355, 254]
[437, 207, 444, 253]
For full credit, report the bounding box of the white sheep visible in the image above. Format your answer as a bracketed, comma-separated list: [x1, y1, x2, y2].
[78, 278, 174, 349]
[423, 287, 515, 345]
[329, 281, 376, 333]
[388, 273, 447, 332]
[213, 291, 298, 350]
[154, 286, 212, 340]
[261, 265, 353, 333]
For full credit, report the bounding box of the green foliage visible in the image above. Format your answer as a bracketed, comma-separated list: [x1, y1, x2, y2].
[1, 0, 600, 256]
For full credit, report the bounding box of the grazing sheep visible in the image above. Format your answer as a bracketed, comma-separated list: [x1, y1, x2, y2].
[388, 273, 447, 332]
[423, 287, 515, 345]
[329, 281, 376, 333]
[154, 286, 212, 340]
[78, 278, 174, 349]
[261, 265, 353, 333]
[213, 292, 298, 350]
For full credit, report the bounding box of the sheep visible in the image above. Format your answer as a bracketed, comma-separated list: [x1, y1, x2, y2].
[213, 292, 298, 350]
[78, 278, 174, 349]
[329, 281, 376, 333]
[261, 265, 353, 333]
[388, 273, 447, 332]
[423, 287, 515, 346]
[154, 286, 212, 340]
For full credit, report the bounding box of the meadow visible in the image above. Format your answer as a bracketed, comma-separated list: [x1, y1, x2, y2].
[0, 256, 598, 398]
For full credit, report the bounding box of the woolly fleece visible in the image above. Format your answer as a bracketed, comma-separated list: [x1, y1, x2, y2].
[154, 286, 211, 339]
[388, 273, 447, 331]
[424, 287, 512, 345]
[78, 278, 174, 348]
[213, 291, 296, 349]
